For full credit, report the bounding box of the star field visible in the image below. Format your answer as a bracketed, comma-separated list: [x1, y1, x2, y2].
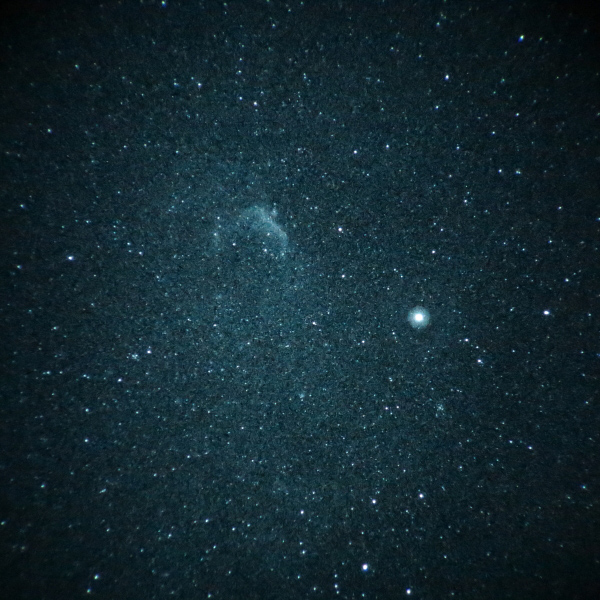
[1, 1, 599, 599]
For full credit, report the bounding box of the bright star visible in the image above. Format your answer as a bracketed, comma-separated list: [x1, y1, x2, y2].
[408, 306, 431, 329]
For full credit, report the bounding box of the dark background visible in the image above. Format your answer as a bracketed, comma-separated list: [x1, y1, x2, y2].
[1, 1, 599, 598]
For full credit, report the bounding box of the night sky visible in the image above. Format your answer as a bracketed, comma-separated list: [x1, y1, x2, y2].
[1, 1, 599, 599]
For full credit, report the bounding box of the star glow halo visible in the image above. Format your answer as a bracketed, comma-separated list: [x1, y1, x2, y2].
[408, 306, 431, 329]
